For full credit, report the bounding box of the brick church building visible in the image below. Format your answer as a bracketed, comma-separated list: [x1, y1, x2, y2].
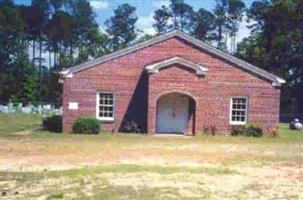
[60, 30, 285, 135]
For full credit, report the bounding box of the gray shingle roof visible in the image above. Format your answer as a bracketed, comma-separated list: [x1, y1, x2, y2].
[61, 30, 285, 86]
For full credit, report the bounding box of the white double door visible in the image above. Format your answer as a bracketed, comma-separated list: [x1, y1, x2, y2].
[157, 93, 189, 133]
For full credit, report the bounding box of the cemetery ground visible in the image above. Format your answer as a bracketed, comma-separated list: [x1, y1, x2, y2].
[0, 113, 303, 199]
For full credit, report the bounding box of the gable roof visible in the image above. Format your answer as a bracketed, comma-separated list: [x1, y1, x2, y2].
[61, 30, 285, 86]
[145, 56, 209, 75]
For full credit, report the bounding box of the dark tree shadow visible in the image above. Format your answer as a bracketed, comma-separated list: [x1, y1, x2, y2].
[119, 71, 148, 133]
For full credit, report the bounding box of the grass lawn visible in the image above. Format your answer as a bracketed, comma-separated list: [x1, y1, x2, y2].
[0, 113, 303, 199]
[0, 113, 43, 135]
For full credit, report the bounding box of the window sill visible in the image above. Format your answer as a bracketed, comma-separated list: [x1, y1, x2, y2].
[229, 122, 246, 125]
[97, 118, 115, 123]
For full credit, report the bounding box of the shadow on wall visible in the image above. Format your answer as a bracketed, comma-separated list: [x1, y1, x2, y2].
[119, 72, 148, 133]
[280, 113, 303, 123]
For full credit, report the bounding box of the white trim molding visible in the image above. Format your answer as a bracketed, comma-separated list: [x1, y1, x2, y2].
[59, 69, 73, 78]
[145, 57, 209, 75]
[229, 96, 249, 125]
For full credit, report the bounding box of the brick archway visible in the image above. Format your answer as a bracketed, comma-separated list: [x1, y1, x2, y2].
[148, 91, 196, 135]
[156, 92, 196, 134]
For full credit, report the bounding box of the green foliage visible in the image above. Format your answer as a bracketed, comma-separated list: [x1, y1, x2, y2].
[237, 0, 303, 113]
[153, 6, 171, 33]
[230, 125, 263, 137]
[72, 117, 100, 134]
[169, 0, 194, 31]
[1, 0, 301, 117]
[105, 3, 138, 51]
[23, 64, 39, 102]
[136, 34, 153, 43]
[192, 8, 216, 41]
[0, 49, 38, 103]
[152, 0, 245, 47]
[152, 0, 195, 34]
[214, 0, 245, 52]
[0, 0, 108, 105]
[230, 125, 246, 136]
[244, 125, 263, 137]
[42, 115, 62, 133]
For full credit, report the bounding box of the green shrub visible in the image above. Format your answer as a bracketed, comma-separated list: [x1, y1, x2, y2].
[230, 125, 262, 137]
[42, 115, 62, 133]
[244, 125, 263, 137]
[230, 125, 246, 136]
[72, 117, 100, 134]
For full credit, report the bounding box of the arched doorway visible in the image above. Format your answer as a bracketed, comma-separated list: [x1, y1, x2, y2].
[156, 92, 195, 134]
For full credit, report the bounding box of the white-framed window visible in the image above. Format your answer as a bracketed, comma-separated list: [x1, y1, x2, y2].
[230, 96, 248, 125]
[96, 92, 115, 121]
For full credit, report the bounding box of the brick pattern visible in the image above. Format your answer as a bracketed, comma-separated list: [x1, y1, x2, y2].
[63, 37, 281, 134]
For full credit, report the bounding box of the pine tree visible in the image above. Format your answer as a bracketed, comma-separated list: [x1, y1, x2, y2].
[153, 5, 171, 34]
[105, 3, 138, 50]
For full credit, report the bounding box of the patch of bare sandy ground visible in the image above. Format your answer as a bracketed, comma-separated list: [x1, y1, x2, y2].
[1, 133, 303, 199]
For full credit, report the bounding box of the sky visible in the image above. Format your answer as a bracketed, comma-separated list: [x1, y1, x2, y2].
[88, 0, 255, 44]
[14, 0, 255, 50]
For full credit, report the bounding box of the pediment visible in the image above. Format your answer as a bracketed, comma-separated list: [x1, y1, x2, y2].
[145, 57, 208, 76]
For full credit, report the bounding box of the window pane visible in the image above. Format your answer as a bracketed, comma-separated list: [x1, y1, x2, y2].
[98, 93, 114, 119]
[240, 111, 245, 116]
[231, 97, 247, 123]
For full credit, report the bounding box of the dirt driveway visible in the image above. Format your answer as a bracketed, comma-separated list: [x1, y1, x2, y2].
[1, 131, 303, 199]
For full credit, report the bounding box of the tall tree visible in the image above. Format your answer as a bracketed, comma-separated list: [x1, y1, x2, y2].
[0, 2, 40, 103]
[246, 0, 270, 33]
[192, 8, 216, 41]
[152, 0, 195, 34]
[1, 0, 108, 104]
[31, 0, 50, 76]
[213, 0, 245, 52]
[153, 5, 171, 34]
[214, 0, 228, 50]
[46, 11, 74, 67]
[105, 3, 137, 51]
[227, 0, 245, 53]
[170, 0, 194, 32]
[70, 0, 100, 63]
[237, 0, 303, 113]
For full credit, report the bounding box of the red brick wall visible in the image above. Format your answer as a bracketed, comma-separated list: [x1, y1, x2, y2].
[63, 37, 281, 134]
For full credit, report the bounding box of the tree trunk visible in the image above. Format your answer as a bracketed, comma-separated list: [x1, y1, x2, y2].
[32, 39, 36, 62]
[39, 35, 43, 81]
[49, 50, 52, 68]
[53, 48, 56, 68]
[69, 39, 73, 57]
[218, 25, 222, 44]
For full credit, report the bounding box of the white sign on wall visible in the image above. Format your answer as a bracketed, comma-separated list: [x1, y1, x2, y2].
[68, 102, 78, 110]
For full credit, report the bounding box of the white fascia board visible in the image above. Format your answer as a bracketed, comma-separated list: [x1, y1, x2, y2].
[59, 69, 73, 78]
